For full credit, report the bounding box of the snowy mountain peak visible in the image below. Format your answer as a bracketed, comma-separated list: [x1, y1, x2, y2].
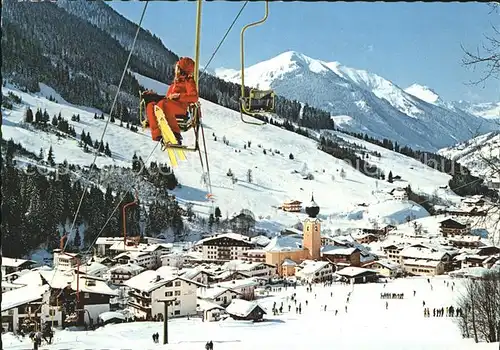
[404, 84, 442, 105]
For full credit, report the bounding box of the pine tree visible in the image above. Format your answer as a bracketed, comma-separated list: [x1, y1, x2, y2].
[51, 115, 58, 126]
[47, 146, 55, 166]
[25, 107, 34, 123]
[214, 207, 222, 223]
[208, 213, 215, 229]
[247, 169, 252, 183]
[388, 171, 394, 183]
[73, 227, 81, 249]
[105, 142, 111, 156]
[39, 148, 44, 159]
[35, 108, 43, 123]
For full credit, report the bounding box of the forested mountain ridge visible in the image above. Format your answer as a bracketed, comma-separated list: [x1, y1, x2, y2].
[2, 0, 335, 131]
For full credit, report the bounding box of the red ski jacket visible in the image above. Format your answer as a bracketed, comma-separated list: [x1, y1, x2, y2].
[166, 76, 199, 115]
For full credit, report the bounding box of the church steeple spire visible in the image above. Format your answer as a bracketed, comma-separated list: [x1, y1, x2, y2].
[305, 193, 320, 218]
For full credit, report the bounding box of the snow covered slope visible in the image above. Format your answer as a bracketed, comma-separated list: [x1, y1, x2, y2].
[2, 78, 462, 235]
[404, 84, 443, 106]
[3, 277, 494, 350]
[215, 51, 498, 151]
[438, 131, 500, 180]
[451, 101, 500, 120]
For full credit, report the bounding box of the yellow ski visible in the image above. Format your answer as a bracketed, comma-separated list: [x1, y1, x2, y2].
[154, 105, 187, 166]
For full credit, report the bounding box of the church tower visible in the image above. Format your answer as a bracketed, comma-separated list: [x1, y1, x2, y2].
[303, 194, 321, 260]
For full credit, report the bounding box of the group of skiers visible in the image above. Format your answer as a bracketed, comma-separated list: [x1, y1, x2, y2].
[380, 292, 405, 299]
[423, 306, 463, 318]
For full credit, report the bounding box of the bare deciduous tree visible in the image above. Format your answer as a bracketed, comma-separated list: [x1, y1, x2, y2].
[462, 3, 500, 84]
[456, 271, 500, 343]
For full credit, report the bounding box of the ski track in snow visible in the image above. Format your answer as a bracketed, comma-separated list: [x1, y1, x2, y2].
[2, 79, 463, 234]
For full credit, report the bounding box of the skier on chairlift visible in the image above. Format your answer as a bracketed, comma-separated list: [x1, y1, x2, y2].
[142, 57, 199, 146]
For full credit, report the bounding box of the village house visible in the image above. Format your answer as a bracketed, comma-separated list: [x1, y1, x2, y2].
[225, 299, 266, 322]
[239, 249, 266, 263]
[280, 200, 302, 212]
[196, 233, 255, 261]
[197, 286, 241, 307]
[461, 195, 486, 208]
[1, 257, 36, 276]
[250, 235, 271, 248]
[75, 261, 109, 278]
[114, 251, 157, 270]
[354, 233, 379, 245]
[196, 299, 225, 322]
[363, 259, 402, 278]
[399, 245, 451, 276]
[221, 260, 276, 279]
[177, 267, 213, 285]
[439, 218, 471, 237]
[321, 246, 361, 267]
[108, 263, 145, 285]
[448, 235, 482, 249]
[336, 266, 378, 284]
[125, 269, 204, 321]
[213, 278, 260, 301]
[38, 269, 117, 328]
[161, 252, 186, 268]
[381, 244, 404, 262]
[95, 237, 124, 257]
[52, 249, 81, 271]
[1, 285, 49, 333]
[390, 187, 408, 201]
[295, 260, 335, 283]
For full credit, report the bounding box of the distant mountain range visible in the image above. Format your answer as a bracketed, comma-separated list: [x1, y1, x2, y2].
[216, 51, 499, 151]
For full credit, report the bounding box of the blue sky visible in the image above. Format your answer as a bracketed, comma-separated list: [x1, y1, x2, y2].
[109, 1, 499, 103]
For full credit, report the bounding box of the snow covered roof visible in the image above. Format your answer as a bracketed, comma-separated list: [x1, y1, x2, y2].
[39, 270, 75, 289]
[125, 268, 204, 293]
[222, 260, 269, 272]
[449, 266, 493, 278]
[400, 246, 448, 261]
[214, 278, 259, 290]
[141, 243, 173, 252]
[1, 257, 35, 268]
[98, 311, 126, 322]
[321, 245, 358, 256]
[251, 235, 271, 247]
[1, 285, 49, 312]
[179, 267, 212, 280]
[282, 259, 297, 267]
[403, 259, 442, 268]
[365, 259, 400, 270]
[95, 237, 123, 246]
[197, 299, 225, 312]
[197, 286, 239, 300]
[73, 276, 117, 296]
[296, 260, 331, 276]
[448, 235, 481, 243]
[225, 299, 265, 318]
[114, 251, 151, 260]
[336, 266, 377, 277]
[108, 263, 145, 274]
[263, 235, 303, 252]
[76, 261, 108, 276]
[195, 233, 252, 246]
